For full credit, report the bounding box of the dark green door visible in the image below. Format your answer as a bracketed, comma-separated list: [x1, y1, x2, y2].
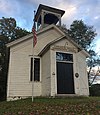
[57, 62, 75, 94]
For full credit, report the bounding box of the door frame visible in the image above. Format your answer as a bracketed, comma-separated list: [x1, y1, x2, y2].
[56, 52, 75, 94]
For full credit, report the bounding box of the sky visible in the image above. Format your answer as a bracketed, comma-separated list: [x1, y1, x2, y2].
[0, 0, 100, 53]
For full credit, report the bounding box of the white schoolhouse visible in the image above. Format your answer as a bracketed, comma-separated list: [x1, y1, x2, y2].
[7, 4, 89, 101]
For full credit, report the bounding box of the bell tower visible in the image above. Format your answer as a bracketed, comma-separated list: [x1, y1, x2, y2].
[34, 4, 65, 30]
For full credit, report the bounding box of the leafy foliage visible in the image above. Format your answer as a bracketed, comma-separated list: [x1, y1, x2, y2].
[87, 48, 100, 85]
[66, 20, 100, 85]
[0, 17, 30, 41]
[90, 84, 100, 96]
[68, 20, 97, 49]
[0, 17, 30, 100]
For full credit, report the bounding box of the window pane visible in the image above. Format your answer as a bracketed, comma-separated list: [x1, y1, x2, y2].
[56, 52, 73, 62]
[30, 58, 40, 81]
[30, 58, 33, 81]
[34, 58, 40, 81]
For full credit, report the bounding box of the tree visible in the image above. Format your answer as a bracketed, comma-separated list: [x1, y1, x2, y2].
[66, 20, 100, 85]
[0, 17, 30, 41]
[87, 49, 100, 86]
[0, 17, 30, 100]
[68, 20, 97, 49]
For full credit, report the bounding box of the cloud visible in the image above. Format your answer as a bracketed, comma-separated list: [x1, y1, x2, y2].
[0, 0, 12, 15]
[0, 0, 100, 53]
[0, 0, 100, 36]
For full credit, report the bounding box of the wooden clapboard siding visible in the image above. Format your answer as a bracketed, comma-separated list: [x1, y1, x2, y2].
[7, 24, 89, 101]
[7, 39, 41, 100]
[75, 51, 89, 96]
[34, 28, 64, 55]
[41, 50, 51, 96]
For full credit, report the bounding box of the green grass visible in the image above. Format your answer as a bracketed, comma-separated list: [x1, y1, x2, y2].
[0, 97, 100, 115]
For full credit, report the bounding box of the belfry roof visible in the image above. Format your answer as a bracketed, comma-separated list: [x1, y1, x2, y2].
[34, 4, 65, 24]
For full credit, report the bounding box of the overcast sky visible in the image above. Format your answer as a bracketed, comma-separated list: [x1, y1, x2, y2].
[0, 0, 100, 52]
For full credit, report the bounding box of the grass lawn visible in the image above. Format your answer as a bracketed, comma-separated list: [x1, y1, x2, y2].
[0, 97, 100, 115]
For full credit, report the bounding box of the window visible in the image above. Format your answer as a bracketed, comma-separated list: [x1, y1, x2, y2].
[30, 58, 33, 81]
[56, 52, 73, 62]
[30, 58, 40, 81]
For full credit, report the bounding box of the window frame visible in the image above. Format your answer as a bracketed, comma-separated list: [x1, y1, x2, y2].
[30, 57, 40, 82]
[56, 52, 73, 63]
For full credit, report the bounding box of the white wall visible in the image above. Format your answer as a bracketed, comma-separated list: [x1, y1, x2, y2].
[7, 25, 89, 100]
[50, 38, 77, 96]
[75, 51, 89, 96]
[50, 49, 57, 96]
[50, 38, 89, 96]
[7, 39, 41, 101]
[41, 50, 51, 96]
[34, 28, 64, 55]
[7, 26, 64, 100]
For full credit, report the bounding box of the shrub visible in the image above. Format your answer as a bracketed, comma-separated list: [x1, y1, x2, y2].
[89, 84, 100, 96]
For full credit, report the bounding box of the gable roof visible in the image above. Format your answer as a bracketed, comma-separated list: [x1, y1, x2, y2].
[6, 24, 89, 57]
[6, 34, 33, 47]
[38, 36, 65, 56]
[38, 35, 90, 57]
[6, 24, 64, 48]
[37, 25, 90, 57]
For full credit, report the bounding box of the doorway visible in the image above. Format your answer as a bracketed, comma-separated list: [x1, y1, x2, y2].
[56, 52, 75, 94]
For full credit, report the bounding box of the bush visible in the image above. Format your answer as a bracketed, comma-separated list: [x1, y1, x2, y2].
[89, 84, 100, 96]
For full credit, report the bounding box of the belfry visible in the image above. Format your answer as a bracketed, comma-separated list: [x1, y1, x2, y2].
[34, 4, 65, 29]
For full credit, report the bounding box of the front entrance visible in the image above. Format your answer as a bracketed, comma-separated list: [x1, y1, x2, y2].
[56, 52, 75, 94]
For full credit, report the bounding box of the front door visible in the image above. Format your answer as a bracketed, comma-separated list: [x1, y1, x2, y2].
[56, 52, 75, 94]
